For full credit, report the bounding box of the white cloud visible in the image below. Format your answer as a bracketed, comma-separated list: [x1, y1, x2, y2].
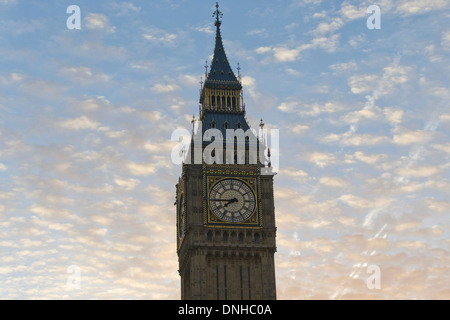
[397, 166, 440, 178]
[319, 176, 348, 188]
[256, 46, 272, 54]
[59, 116, 100, 131]
[142, 27, 177, 45]
[151, 83, 179, 94]
[441, 30, 450, 51]
[273, 47, 301, 62]
[392, 128, 433, 146]
[114, 177, 139, 190]
[384, 108, 404, 125]
[85, 13, 116, 33]
[323, 130, 388, 147]
[110, 2, 141, 16]
[125, 161, 157, 176]
[343, 106, 381, 124]
[353, 151, 387, 165]
[308, 152, 336, 168]
[329, 61, 358, 73]
[396, 0, 450, 16]
[195, 25, 214, 34]
[0, 0, 17, 5]
[60, 67, 110, 84]
[290, 124, 309, 134]
[241, 76, 258, 99]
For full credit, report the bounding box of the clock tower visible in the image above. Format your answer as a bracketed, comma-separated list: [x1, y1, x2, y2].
[175, 3, 277, 300]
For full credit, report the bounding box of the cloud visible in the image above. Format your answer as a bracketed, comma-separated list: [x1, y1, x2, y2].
[308, 152, 336, 168]
[142, 27, 178, 45]
[441, 30, 450, 51]
[60, 67, 110, 84]
[396, 166, 441, 178]
[59, 116, 100, 131]
[353, 151, 387, 165]
[0, 0, 17, 5]
[273, 47, 301, 62]
[241, 76, 258, 99]
[110, 2, 141, 16]
[384, 108, 404, 125]
[85, 13, 116, 33]
[151, 83, 179, 94]
[396, 0, 450, 16]
[125, 161, 157, 176]
[319, 176, 348, 188]
[329, 61, 358, 73]
[322, 130, 388, 147]
[195, 25, 214, 34]
[392, 128, 433, 146]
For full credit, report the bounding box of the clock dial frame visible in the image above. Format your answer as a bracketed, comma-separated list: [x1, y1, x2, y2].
[209, 178, 256, 223]
[205, 174, 261, 228]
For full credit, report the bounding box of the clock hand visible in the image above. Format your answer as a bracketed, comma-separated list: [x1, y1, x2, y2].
[211, 198, 238, 202]
[224, 198, 238, 207]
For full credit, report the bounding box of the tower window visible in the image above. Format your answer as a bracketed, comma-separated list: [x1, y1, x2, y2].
[224, 121, 229, 129]
[237, 122, 241, 129]
[211, 121, 216, 128]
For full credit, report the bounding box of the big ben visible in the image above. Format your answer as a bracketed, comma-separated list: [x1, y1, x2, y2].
[175, 3, 277, 300]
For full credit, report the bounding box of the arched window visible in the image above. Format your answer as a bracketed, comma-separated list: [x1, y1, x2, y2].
[254, 233, 260, 243]
[224, 121, 229, 130]
[207, 231, 213, 241]
[211, 121, 216, 129]
[222, 232, 229, 241]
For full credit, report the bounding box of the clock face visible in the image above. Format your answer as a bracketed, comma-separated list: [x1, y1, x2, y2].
[209, 179, 256, 223]
[178, 194, 184, 238]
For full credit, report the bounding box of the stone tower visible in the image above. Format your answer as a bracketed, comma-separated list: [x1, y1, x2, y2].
[175, 3, 277, 300]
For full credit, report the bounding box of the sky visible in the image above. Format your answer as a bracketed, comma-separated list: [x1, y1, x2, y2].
[0, 0, 449, 300]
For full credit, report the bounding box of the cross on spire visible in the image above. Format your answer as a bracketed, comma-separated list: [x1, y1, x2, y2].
[213, 2, 223, 27]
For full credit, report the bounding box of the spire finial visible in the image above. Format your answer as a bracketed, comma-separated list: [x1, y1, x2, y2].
[237, 62, 241, 81]
[191, 115, 196, 133]
[213, 2, 223, 27]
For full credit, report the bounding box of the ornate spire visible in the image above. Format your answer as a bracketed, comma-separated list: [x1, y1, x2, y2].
[205, 2, 240, 85]
[199, 2, 244, 115]
[213, 2, 223, 27]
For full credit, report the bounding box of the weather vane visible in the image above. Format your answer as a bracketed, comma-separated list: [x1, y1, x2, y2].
[213, 2, 223, 26]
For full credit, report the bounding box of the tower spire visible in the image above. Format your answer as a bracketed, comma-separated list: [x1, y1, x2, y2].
[199, 2, 243, 115]
[213, 2, 223, 27]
